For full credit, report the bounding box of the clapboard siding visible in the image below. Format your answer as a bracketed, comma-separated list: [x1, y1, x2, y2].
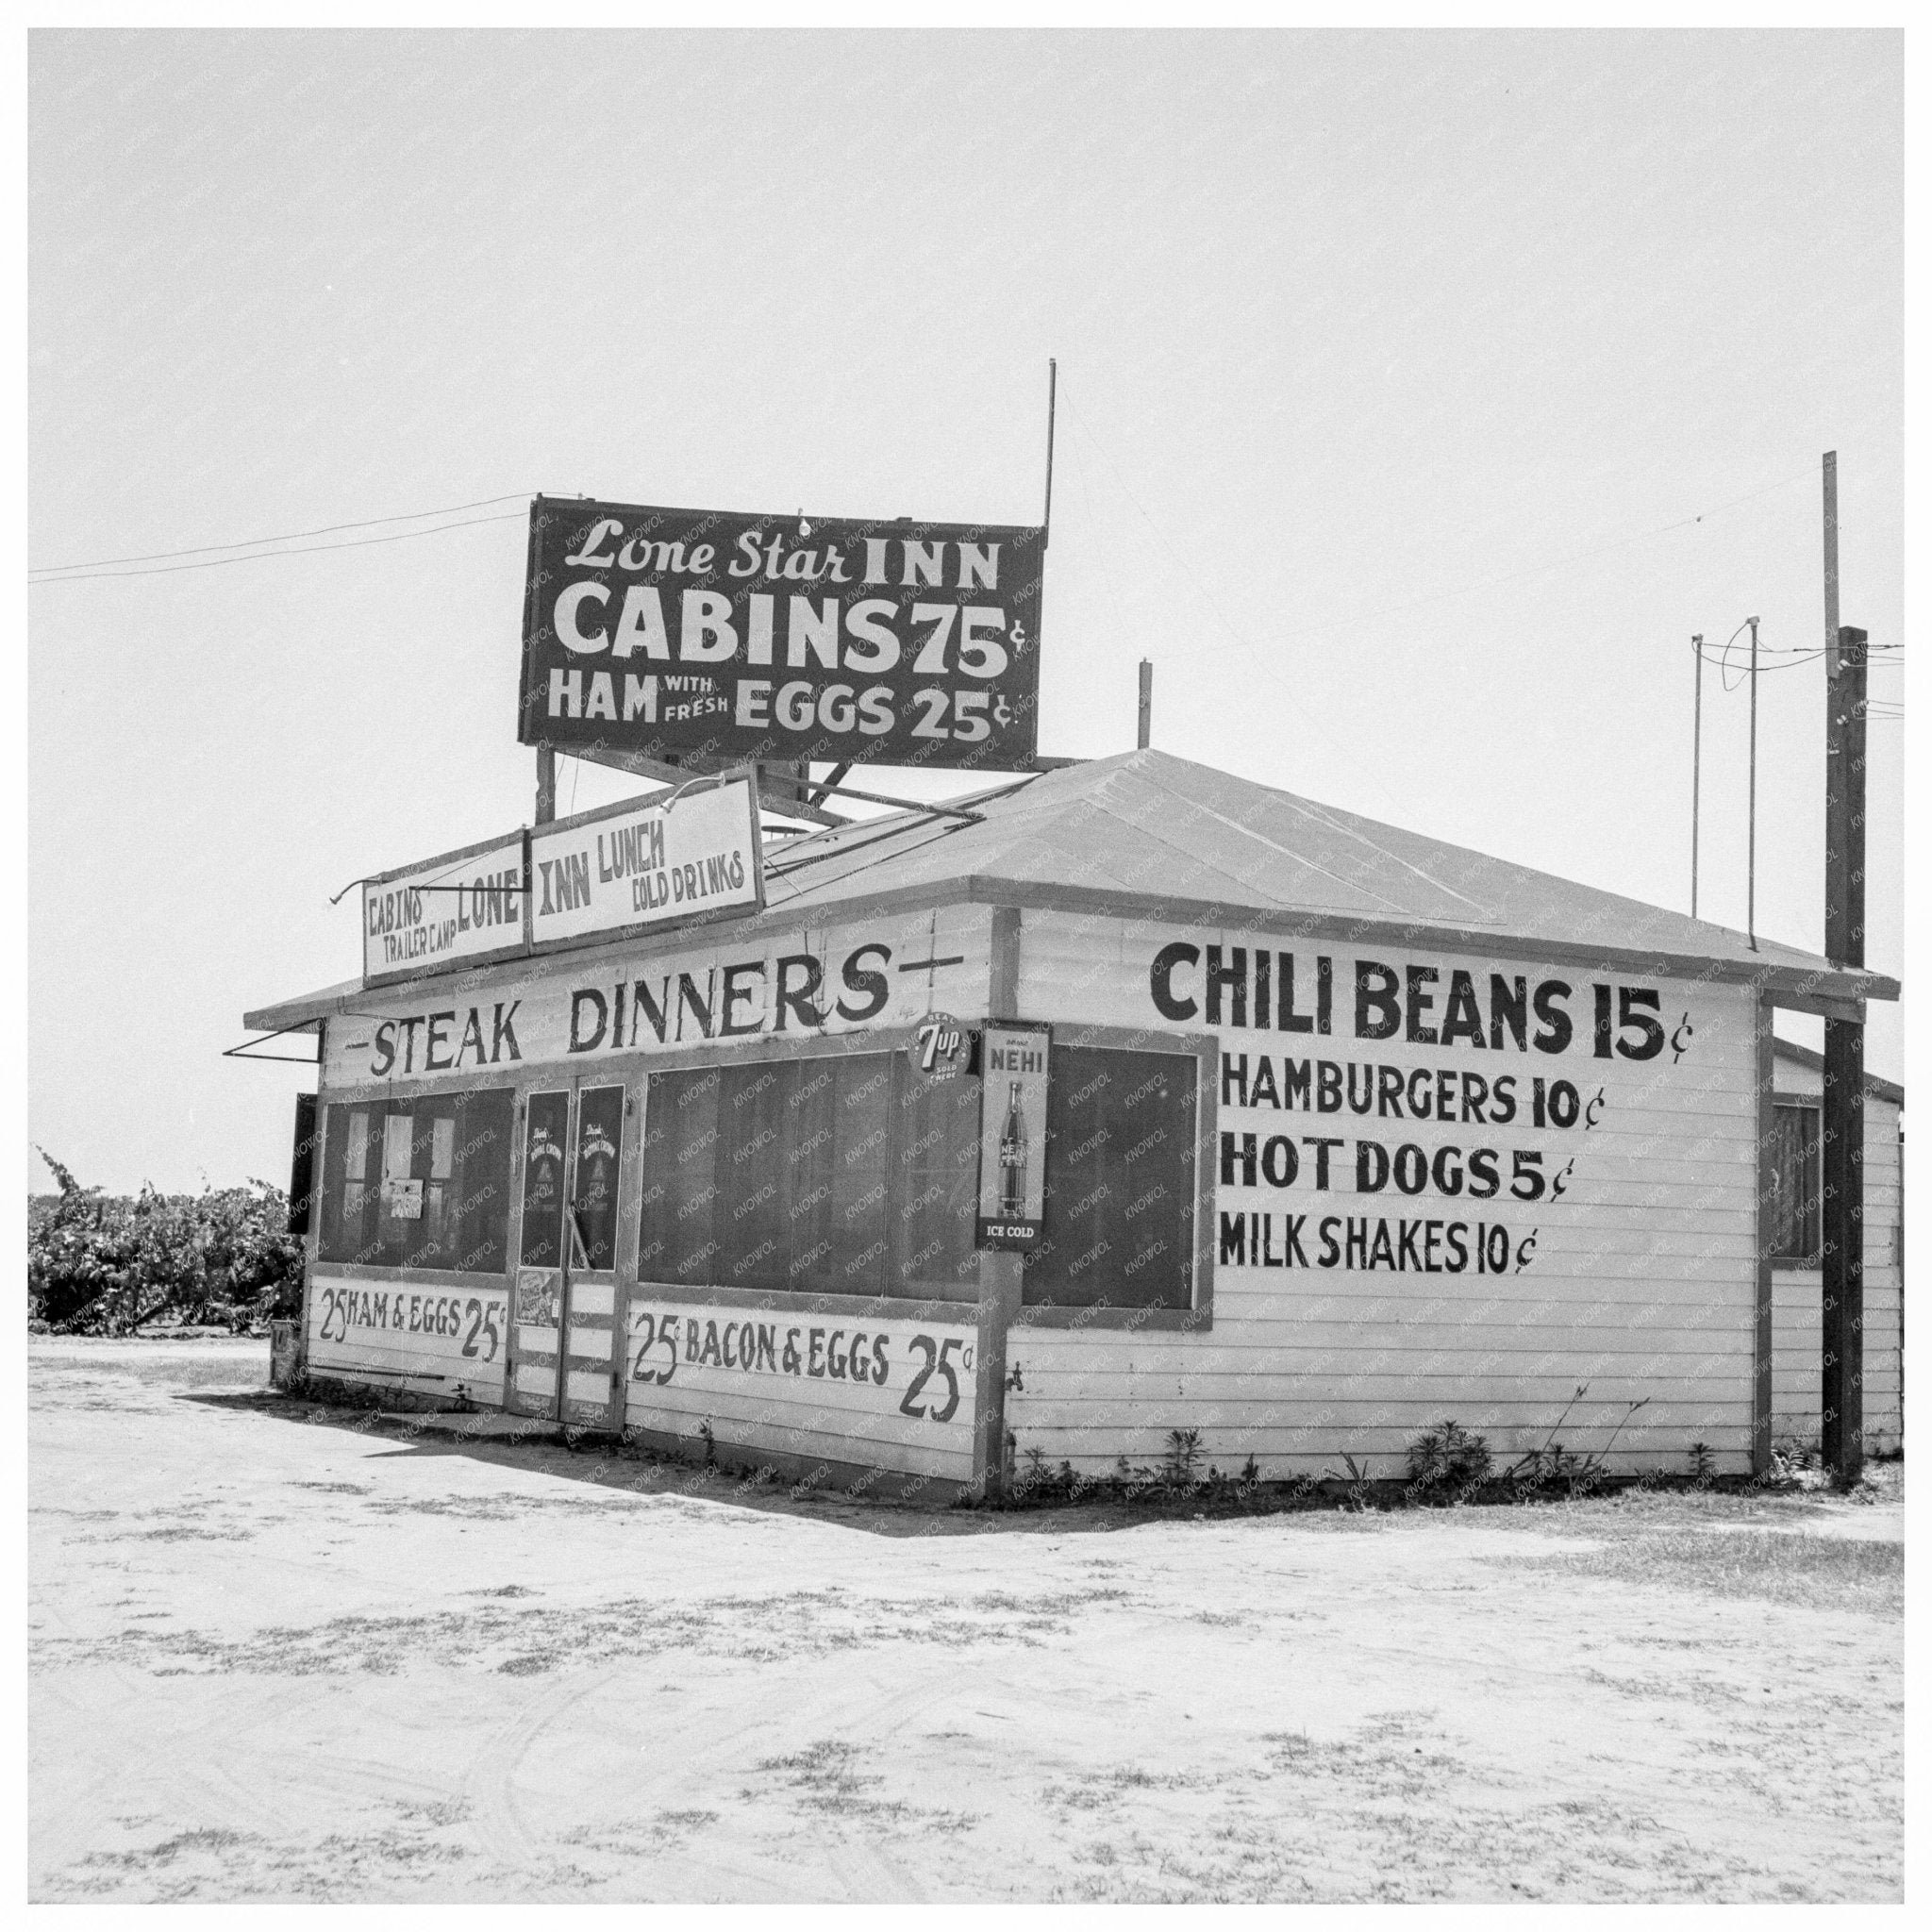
[1008, 1338, 1754, 1379]
[1208, 1273, 1752, 1307]
[1017, 1320, 1753, 1357]
[306, 1270, 510, 1405]
[624, 1380, 969, 1481]
[1012, 1366, 1751, 1407]
[622, 1302, 976, 1482]
[1769, 1086, 1905, 1454]
[1004, 1417, 1754, 1477]
[1009, 911, 1760, 1474]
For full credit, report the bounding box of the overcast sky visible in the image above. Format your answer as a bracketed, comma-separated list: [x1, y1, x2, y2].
[29, 28, 1902, 1194]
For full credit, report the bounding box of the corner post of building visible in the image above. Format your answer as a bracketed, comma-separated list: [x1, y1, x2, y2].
[1752, 993, 1775, 1476]
[290, 1027, 325, 1391]
[970, 907, 1025, 1502]
[1821, 623, 1868, 1484]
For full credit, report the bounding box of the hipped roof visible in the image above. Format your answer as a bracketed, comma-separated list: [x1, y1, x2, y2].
[245, 748, 1897, 1033]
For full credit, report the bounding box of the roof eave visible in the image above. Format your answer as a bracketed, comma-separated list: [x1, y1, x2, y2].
[243, 876, 1896, 1029]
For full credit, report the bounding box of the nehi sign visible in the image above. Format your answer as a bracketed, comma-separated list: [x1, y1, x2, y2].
[977, 1022, 1051, 1249]
[518, 495, 1044, 771]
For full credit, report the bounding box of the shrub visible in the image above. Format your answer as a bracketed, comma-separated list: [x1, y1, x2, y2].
[1405, 1419, 1493, 1499]
[27, 1148, 304, 1335]
[1160, 1427, 1205, 1491]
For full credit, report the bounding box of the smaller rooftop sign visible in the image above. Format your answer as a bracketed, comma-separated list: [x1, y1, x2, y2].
[529, 774, 763, 949]
[362, 833, 527, 985]
[360, 774, 765, 990]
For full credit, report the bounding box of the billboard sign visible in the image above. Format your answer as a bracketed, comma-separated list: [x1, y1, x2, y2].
[362, 834, 527, 985]
[529, 774, 763, 951]
[518, 495, 1044, 772]
[976, 1022, 1051, 1249]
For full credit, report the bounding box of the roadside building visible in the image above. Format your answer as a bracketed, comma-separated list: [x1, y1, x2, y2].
[244, 749, 1899, 1496]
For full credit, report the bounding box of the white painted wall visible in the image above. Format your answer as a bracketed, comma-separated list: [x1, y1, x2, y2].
[307, 1270, 510, 1405]
[622, 1304, 977, 1487]
[1007, 910, 1763, 1478]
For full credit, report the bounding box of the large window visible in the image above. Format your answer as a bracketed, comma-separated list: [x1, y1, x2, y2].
[1769, 1102, 1822, 1263]
[318, 1088, 515, 1273]
[1024, 1045, 1198, 1312]
[637, 1052, 982, 1303]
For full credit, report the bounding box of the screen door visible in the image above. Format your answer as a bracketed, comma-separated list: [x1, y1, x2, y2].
[508, 1083, 628, 1425]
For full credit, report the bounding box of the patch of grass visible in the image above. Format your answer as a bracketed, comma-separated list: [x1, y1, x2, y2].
[754, 1740, 910, 1819]
[1045, 1765, 1208, 1811]
[1494, 1528, 1902, 1615]
[77, 1826, 263, 1873]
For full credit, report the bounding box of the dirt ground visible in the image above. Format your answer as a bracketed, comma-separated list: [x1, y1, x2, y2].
[29, 1337, 1903, 1903]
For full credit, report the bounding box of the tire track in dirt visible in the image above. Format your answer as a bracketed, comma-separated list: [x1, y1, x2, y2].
[471, 1651, 948, 1898]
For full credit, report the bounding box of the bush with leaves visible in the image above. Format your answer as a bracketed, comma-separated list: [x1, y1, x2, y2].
[1404, 1419, 1493, 1500]
[27, 1148, 304, 1335]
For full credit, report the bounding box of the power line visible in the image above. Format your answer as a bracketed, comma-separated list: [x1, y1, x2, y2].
[28, 510, 527, 585]
[29, 491, 531, 577]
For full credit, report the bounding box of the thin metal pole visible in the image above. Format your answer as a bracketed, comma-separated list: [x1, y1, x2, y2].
[1823, 450, 1844, 952]
[1824, 451, 1840, 660]
[1690, 635, 1703, 918]
[1042, 358, 1058, 542]
[1746, 616, 1759, 951]
[1137, 658, 1153, 749]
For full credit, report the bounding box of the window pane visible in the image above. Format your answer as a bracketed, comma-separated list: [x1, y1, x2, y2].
[1026, 1046, 1198, 1311]
[830, 1057, 894, 1297]
[1770, 1105, 1822, 1261]
[635, 1051, 980, 1304]
[343, 1107, 376, 1263]
[639, 1067, 723, 1285]
[455, 1089, 514, 1274]
[891, 1064, 982, 1303]
[315, 1091, 513, 1274]
[717, 1061, 792, 1291]
[573, 1086, 625, 1272]
[320, 1104, 378, 1266]
[781, 1058, 841, 1289]
[520, 1091, 572, 1269]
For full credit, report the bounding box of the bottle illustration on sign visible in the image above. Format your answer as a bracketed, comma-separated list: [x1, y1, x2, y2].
[579, 1130, 614, 1210]
[998, 1080, 1028, 1217]
[527, 1129, 561, 1208]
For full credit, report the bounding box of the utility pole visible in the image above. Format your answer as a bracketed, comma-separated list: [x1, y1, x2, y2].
[1822, 622, 1868, 1485]
[1819, 448, 1866, 1486]
[1746, 616, 1759, 951]
[1690, 636, 1704, 918]
[1138, 658, 1153, 749]
[1042, 358, 1058, 542]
